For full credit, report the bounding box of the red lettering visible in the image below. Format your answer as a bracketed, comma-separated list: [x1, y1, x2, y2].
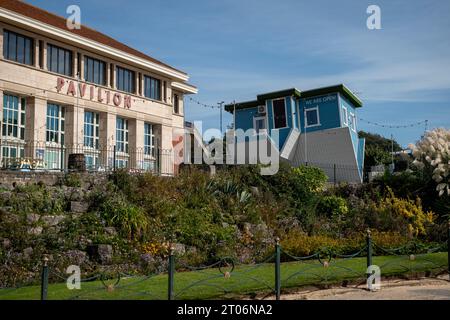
[67, 81, 76, 96]
[124, 95, 131, 109]
[105, 91, 111, 104]
[79, 83, 87, 97]
[56, 78, 65, 92]
[113, 93, 122, 106]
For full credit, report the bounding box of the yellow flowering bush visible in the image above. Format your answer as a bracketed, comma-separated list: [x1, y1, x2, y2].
[141, 241, 170, 257]
[378, 187, 435, 236]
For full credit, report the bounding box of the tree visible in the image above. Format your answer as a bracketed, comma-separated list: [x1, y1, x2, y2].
[358, 131, 402, 167]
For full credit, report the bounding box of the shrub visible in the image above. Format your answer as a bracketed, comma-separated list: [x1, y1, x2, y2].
[317, 195, 349, 217]
[98, 195, 149, 240]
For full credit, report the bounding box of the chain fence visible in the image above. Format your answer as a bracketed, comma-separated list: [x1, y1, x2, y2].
[0, 226, 448, 300]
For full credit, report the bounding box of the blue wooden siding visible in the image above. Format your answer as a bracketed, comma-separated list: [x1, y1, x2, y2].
[235, 107, 258, 132]
[298, 93, 340, 133]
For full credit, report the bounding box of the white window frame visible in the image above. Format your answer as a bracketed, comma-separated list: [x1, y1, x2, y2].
[271, 98, 288, 129]
[144, 122, 155, 158]
[305, 106, 321, 128]
[253, 116, 268, 135]
[342, 106, 348, 126]
[349, 112, 356, 132]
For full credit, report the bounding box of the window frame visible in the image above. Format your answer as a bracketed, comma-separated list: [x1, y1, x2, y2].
[83, 111, 100, 149]
[47, 43, 73, 76]
[173, 94, 180, 114]
[2, 94, 26, 141]
[84, 55, 106, 85]
[144, 75, 161, 101]
[116, 66, 135, 94]
[144, 122, 156, 157]
[349, 112, 357, 132]
[342, 106, 348, 126]
[305, 106, 321, 128]
[272, 98, 288, 129]
[3, 30, 34, 66]
[45, 103, 65, 145]
[116, 117, 129, 154]
[253, 116, 268, 135]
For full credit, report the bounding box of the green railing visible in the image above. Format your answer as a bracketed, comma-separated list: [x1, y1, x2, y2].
[1, 225, 449, 300]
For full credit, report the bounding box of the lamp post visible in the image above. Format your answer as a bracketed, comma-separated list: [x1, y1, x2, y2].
[218, 101, 224, 135]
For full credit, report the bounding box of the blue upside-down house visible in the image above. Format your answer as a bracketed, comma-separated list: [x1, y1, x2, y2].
[224, 85, 365, 183]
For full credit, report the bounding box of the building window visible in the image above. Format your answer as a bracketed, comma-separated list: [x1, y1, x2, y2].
[144, 76, 161, 100]
[144, 123, 155, 157]
[116, 117, 129, 153]
[342, 106, 348, 126]
[116, 66, 135, 93]
[47, 44, 73, 76]
[3, 30, 33, 66]
[2, 94, 26, 140]
[45, 103, 65, 170]
[84, 56, 106, 85]
[84, 111, 100, 149]
[84, 111, 100, 170]
[272, 99, 286, 129]
[349, 112, 357, 132]
[46, 103, 65, 144]
[253, 116, 266, 134]
[305, 107, 320, 127]
[173, 94, 179, 114]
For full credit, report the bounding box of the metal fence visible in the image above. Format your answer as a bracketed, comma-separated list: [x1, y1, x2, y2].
[0, 139, 174, 175]
[1, 227, 448, 300]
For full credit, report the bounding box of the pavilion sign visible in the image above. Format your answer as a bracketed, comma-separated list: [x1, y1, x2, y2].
[56, 77, 132, 109]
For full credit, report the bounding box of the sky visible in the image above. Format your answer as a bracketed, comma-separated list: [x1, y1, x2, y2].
[27, 0, 450, 147]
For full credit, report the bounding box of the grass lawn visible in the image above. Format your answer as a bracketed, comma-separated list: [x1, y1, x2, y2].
[0, 252, 447, 300]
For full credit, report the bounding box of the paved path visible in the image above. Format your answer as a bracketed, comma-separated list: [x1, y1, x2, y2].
[276, 277, 450, 300]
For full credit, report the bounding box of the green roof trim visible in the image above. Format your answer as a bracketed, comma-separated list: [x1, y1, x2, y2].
[224, 100, 259, 112]
[301, 84, 363, 108]
[224, 84, 362, 113]
[256, 88, 301, 102]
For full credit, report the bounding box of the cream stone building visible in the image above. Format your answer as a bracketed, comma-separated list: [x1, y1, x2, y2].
[0, 0, 197, 174]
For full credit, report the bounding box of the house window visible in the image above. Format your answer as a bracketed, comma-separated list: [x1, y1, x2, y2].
[144, 123, 155, 157]
[305, 106, 320, 127]
[144, 76, 161, 100]
[342, 106, 348, 126]
[84, 111, 100, 149]
[3, 30, 33, 66]
[46, 103, 65, 144]
[173, 94, 180, 114]
[116, 117, 129, 153]
[2, 94, 26, 140]
[272, 99, 286, 129]
[349, 112, 357, 132]
[253, 117, 266, 134]
[47, 44, 73, 76]
[116, 66, 135, 93]
[84, 56, 106, 85]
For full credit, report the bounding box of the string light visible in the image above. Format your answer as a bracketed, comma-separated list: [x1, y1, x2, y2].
[188, 97, 222, 109]
[359, 118, 428, 129]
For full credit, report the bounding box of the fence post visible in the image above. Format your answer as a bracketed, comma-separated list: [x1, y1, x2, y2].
[447, 221, 450, 281]
[366, 229, 372, 271]
[40, 255, 49, 301]
[275, 237, 281, 300]
[333, 164, 337, 186]
[113, 145, 116, 171]
[168, 245, 175, 300]
[157, 148, 161, 175]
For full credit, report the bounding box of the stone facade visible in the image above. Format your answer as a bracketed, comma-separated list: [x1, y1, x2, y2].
[0, 4, 197, 174]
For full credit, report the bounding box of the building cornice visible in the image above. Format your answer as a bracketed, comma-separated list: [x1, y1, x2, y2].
[172, 81, 198, 94]
[0, 7, 190, 82]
